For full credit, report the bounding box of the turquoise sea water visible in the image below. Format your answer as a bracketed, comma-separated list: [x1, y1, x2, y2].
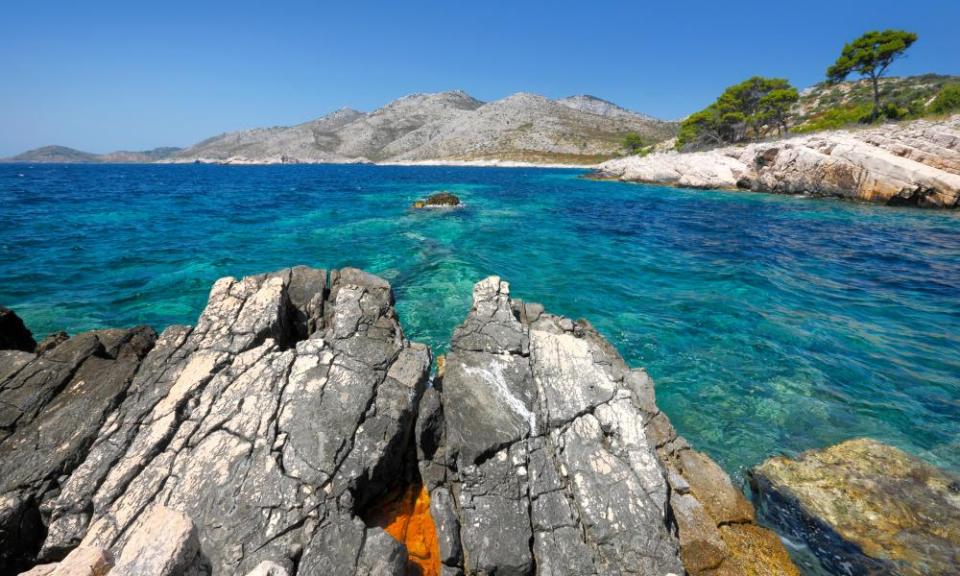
[1, 163, 958, 481]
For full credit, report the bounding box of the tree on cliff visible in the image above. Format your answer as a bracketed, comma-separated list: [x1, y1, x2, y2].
[677, 77, 799, 149]
[827, 30, 918, 120]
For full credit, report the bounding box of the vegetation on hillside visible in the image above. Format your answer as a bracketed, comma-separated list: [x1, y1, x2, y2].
[677, 77, 798, 149]
[672, 29, 959, 151]
[929, 83, 960, 115]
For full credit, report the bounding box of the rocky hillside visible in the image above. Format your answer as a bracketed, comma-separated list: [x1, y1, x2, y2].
[168, 91, 676, 165]
[3, 92, 677, 166]
[596, 115, 960, 208]
[0, 267, 796, 576]
[793, 74, 960, 126]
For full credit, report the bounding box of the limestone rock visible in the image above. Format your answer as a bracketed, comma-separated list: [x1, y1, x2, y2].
[1, 268, 802, 576]
[751, 438, 960, 576]
[596, 115, 960, 208]
[17, 546, 113, 576]
[0, 306, 36, 352]
[418, 276, 796, 575]
[111, 505, 200, 576]
[0, 327, 156, 572]
[244, 561, 291, 576]
[32, 266, 431, 575]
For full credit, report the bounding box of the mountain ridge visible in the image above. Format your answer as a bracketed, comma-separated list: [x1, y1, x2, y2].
[3, 90, 676, 166]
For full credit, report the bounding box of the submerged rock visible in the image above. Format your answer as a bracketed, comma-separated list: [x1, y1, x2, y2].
[751, 438, 960, 576]
[0, 268, 799, 575]
[413, 192, 461, 209]
[596, 115, 960, 208]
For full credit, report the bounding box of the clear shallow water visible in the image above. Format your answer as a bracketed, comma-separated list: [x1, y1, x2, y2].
[1, 163, 958, 481]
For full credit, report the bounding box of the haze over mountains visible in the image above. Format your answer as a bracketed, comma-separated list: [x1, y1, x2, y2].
[5, 91, 677, 165]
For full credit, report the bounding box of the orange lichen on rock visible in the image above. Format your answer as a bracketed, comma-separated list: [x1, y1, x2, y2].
[366, 483, 441, 576]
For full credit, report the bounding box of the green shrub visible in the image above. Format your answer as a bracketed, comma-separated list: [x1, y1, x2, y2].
[795, 104, 873, 133]
[621, 133, 645, 155]
[929, 84, 960, 114]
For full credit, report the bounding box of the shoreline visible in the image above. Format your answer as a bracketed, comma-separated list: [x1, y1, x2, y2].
[3, 158, 596, 169]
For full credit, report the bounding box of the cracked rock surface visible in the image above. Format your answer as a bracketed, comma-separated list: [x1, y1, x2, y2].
[1, 269, 799, 575]
[2, 266, 431, 575]
[418, 276, 796, 576]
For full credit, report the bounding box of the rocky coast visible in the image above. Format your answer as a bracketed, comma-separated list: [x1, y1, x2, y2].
[595, 116, 960, 208]
[1, 267, 796, 575]
[2, 268, 957, 575]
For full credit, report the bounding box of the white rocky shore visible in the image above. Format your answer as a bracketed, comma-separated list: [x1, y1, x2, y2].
[596, 115, 960, 208]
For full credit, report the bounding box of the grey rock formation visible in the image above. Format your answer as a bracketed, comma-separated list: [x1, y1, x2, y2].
[418, 276, 797, 576]
[596, 115, 960, 208]
[32, 266, 431, 575]
[0, 326, 156, 572]
[2, 269, 799, 575]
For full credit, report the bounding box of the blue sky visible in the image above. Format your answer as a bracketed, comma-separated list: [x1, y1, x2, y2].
[1, 0, 957, 155]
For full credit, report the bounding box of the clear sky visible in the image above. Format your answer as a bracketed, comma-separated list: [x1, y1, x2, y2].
[2, 0, 958, 156]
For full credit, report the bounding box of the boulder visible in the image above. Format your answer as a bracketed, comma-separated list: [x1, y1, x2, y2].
[751, 438, 960, 576]
[0, 306, 36, 352]
[596, 115, 960, 208]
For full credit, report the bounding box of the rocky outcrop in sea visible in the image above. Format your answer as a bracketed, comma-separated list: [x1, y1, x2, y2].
[751, 438, 960, 576]
[2, 267, 798, 575]
[595, 116, 960, 208]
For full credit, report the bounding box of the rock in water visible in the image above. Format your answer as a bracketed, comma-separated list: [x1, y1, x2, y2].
[0, 306, 37, 352]
[751, 438, 960, 576]
[413, 192, 461, 209]
[417, 276, 797, 576]
[595, 115, 960, 208]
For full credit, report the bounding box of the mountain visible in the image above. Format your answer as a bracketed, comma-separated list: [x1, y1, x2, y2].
[3, 91, 677, 165]
[556, 94, 658, 120]
[166, 90, 675, 165]
[382, 92, 677, 164]
[4, 145, 182, 163]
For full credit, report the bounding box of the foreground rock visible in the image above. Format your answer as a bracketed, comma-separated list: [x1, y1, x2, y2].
[0, 325, 156, 571]
[751, 438, 960, 575]
[417, 276, 797, 576]
[2, 266, 431, 575]
[596, 115, 960, 208]
[413, 192, 461, 209]
[1, 269, 798, 575]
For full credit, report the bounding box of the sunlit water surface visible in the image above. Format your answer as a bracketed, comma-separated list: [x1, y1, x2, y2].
[2, 163, 958, 482]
